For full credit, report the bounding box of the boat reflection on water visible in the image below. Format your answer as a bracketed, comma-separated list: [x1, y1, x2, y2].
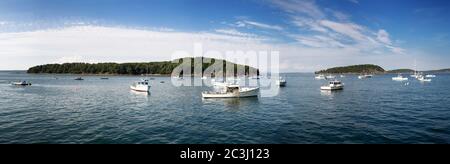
[202, 97, 259, 111]
[320, 89, 343, 98]
[130, 90, 150, 96]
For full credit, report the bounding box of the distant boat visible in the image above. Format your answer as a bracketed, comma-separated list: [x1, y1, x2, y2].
[100, 77, 109, 80]
[74, 77, 84, 80]
[321, 80, 344, 91]
[130, 79, 151, 92]
[340, 75, 345, 78]
[417, 75, 432, 82]
[358, 74, 373, 79]
[392, 74, 408, 81]
[326, 75, 336, 79]
[425, 75, 436, 78]
[11, 81, 32, 86]
[315, 74, 326, 80]
[202, 83, 259, 98]
[276, 77, 287, 87]
[201, 76, 208, 80]
[160, 81, 165, 83]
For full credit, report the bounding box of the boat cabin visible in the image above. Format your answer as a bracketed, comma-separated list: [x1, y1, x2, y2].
[225, 86, 240, 94]
[329, 81, 342, 85]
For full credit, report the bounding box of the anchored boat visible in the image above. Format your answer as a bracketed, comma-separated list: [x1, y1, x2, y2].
[130, 79, 151, 92]
[315, 74, 326, 80]
[202, 83, 259, 98]
[321, 80, 344, 91]
[358, 74, 373, 79]
[276, 77, 287, 87]
[11, 81, 32, 86]
[392, 74, 408, 81]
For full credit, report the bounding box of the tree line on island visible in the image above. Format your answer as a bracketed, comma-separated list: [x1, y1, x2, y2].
[316, 64, 450, 74]
[27, 57, 259, 77]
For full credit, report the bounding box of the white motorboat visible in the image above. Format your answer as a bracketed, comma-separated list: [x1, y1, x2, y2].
[276, 77, 287, 87]
[392, 74, 408, 81]
[201, 76, 208, 80]
[417, 76, 432, 82]
[358, 74, 373, 79]
[202, 84, 259, 98]
[315, 74, 326, 80]
[425, 75, 436, 78]
[130, 79, 151, 92]
[326, 75, 336, 79]
[340, 75, 345, 78]
[11, 81, 32, 86]
[320, 80, 344, 91]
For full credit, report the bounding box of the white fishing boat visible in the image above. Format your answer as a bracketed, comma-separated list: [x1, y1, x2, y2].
[202, 83, 259, 98]
[358, 74, 373, 79]
[392, 74, 408, 81]
[11, 81, 32, 86]
[315, 74, 326, 80]
[326, 75, 336, 79]
[321, 80, 344, 91]
[276, 77, 287, 87]
[130, 79, 151, 92]
[417, 76, 432, 82]
[425, 74, 436, 78]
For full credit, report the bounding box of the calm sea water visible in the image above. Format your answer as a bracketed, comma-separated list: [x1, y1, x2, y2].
[0, 71, 449, 144]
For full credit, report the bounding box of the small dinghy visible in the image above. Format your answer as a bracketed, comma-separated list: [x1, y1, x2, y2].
[12, 81, 32, 86]
[74, 77, 84, 80]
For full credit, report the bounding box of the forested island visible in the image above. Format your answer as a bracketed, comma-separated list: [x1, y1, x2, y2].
[27, 57, 259, 76]
[386, 69, 415, 74]
[316, 64, 450, 74]
[315, 64, 385, 74]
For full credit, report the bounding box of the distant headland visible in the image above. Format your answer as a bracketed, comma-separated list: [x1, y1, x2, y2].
[316, 64, 450, 74]
[27, 57, 259, 76]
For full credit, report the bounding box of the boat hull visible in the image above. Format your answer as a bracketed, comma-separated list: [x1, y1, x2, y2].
[202, 88, 259, 98]
[130, 85, 150, 92]
[276, 81, 287, 87]
[320, 86, 344, 91]
[392, 77, 408, 81]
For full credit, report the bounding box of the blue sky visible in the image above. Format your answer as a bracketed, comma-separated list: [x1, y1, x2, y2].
[1, 0, 450, 71]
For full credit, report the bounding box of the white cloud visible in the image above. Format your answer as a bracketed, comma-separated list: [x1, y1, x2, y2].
[0, 25, 418, 71]
[377, 29, 392, 45]
[270, 0, 325, 18]
[237, 20, 284, 31]
[320, 20, 366, 41]
[292, 17, 328, 33]
[215, 28, 256, 37]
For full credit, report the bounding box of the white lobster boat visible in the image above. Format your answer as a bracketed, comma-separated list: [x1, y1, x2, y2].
[130, 80, 151, 92]
[315, 74, 326, 80]
[202, 83, 259, 98]
[392, 74, 408, 81]
[320, 80, 344, 91]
